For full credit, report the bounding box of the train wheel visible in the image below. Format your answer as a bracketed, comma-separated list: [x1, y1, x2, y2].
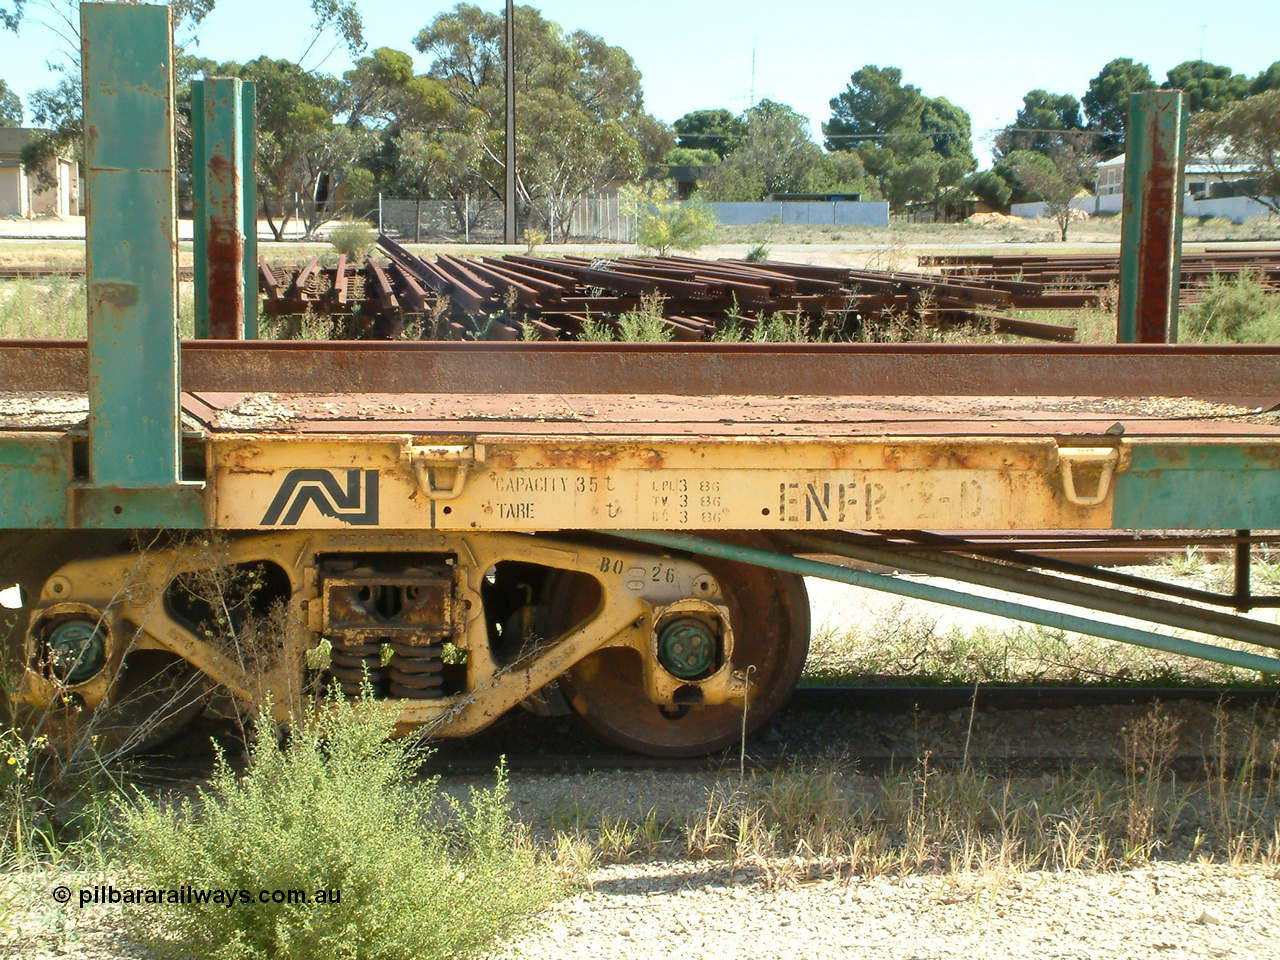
[86, 650, 212, 756]
[553, 539, 810, 758]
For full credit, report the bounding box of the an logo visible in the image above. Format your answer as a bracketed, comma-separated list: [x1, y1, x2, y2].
[260, 470, 379, 526]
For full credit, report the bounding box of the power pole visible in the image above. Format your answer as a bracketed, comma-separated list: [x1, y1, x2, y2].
[504, 0, 517, 245]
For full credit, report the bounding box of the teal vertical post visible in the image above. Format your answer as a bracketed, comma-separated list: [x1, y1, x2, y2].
[242, 82, 258, 338]
[1117, 90, 1188, 343]
[192, 81, 207, 337]
[191, 76, 245, 339]
[82, 2, 181, 488]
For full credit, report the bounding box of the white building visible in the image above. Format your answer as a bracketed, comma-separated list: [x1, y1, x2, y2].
[1011, 153, 1273, 222]
[0, 128, 78, 219]
[1095, 153, 1257, 201]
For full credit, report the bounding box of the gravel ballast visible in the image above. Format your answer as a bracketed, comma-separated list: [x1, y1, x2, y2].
[488, 861, 1279, 960]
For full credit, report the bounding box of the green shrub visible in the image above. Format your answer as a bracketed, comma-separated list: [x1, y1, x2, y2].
[744, 242, 770, 263]
[327, 221, 377, 262]
[119, 696, 567, 960]
[521, 228, 546, 255]
[577, 313, 617, 341]
[616, 293, 673, 342]
[625, 183, 719, 256]
[1183, 270, 1280, 343]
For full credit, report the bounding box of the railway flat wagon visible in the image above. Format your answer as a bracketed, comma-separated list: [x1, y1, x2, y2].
[4, 5, 1280, 757]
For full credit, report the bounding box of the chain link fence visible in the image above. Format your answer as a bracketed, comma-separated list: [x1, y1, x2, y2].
[259, 194, 637, 244]
[374, 195, 636, 244]
[259, 200, 378, 240]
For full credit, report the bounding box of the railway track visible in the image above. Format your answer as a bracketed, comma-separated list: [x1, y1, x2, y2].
[129, 684, 1280, 783]
[418, 684, 1280, 776]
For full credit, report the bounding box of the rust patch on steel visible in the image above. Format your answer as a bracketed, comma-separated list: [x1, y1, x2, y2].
[540, 445, 667, 471]
[1243, 446, 1280, 468]
[89, 282, 140, 310]
[1137, 128, 1178, 344]
[206, 156, 245, 339]
[221, 443, 265, 469]
[1152, 447, 1191, 467]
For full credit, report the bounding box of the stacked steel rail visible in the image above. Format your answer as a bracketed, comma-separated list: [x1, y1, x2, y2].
[921, 249, 1280, 302]
[257, 240, 1082, 342]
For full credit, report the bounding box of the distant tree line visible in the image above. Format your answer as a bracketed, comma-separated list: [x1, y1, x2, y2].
[0, 2, 1275, 230]
[967, 56, 1280, 220]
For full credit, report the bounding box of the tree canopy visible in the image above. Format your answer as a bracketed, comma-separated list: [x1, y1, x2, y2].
[0, 78, 20, 126]
[699, 100, 869, 202]
[1082, 58, 1156, 154]
[13, 2, 1280, 235]
[1164, 60, 1251, 113]
[1253, 61, 1280, 95]
[994, 89, 1084, 157]
[1188, 88, 1280, 216]
[823, 65, 975, 211]
[673, 109, 747, 159]
[411, 2, 663, 238]
[1005, 138, 1098, 240]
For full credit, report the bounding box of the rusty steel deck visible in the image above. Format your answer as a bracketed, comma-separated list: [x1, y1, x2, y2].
[3, 341, 1280, 535]
[4, 392, 1279, 441]
[187, 392, 1280, 441]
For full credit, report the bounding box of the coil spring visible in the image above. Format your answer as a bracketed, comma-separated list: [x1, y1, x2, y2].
[326, 640, 389, 696]
[387, 642, 445, 700]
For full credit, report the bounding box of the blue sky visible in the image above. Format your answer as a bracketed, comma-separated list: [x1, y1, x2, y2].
[1, 0, 1276, 164]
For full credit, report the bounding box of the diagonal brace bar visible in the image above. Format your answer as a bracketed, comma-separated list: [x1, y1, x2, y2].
[612, 530, 1280, 676]
[782, 531, 1280, 651]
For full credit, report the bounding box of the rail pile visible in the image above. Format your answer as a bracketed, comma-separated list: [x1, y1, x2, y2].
[921, 250, 1280, 302]
[258, 239, 1082, 342]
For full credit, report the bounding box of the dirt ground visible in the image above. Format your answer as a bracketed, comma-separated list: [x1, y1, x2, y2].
[0, 215, 1276, 274]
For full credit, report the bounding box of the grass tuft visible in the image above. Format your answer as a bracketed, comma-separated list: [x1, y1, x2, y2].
[0, 275, 197, 339]
[616, 293, 673, 342]
[660, 706, 1280, 885]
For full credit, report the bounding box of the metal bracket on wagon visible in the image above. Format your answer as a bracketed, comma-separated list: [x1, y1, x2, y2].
[405, 443, 485, 501]
[1057, 446, 1125, 507]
